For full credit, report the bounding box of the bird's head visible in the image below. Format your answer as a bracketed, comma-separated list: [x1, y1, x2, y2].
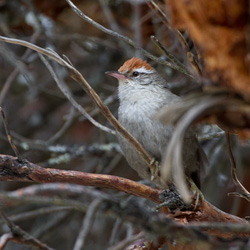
[106, 57, 157, 86]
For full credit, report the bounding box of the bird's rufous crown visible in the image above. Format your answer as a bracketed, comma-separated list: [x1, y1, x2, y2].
[118, 57, 153, 73]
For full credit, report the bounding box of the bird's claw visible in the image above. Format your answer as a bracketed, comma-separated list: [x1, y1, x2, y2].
[157, 183, 204, 212]
[157, 185, 193, 211]
[193, 191, 200, 211]
[150, 158, 160, 181]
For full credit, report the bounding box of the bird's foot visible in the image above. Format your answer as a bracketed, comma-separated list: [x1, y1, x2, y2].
[157, 183, 203, 212]
[150, 158, 160, 181]
[157, 185, 191, 211]
[188, 177, 204, 211]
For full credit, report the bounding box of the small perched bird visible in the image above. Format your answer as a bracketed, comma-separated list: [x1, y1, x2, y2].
[106, 58, 202, 188]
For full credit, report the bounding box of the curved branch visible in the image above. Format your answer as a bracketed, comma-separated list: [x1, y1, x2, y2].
[0, 154, 160, 203]
[0, 153, 249, 236]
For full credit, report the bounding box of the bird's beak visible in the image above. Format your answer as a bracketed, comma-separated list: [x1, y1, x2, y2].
[105, 71, 127, 80]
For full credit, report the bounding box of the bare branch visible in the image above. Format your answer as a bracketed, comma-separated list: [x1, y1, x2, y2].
[0, 154, 161, 203]
[0, 108, 22, 161]
[0, 210, 55, 250]
[0, 191, 88, 212]
[46, 106, 76, 144]
[0, 36, 64, 65]
[98, 0, 121, 33]
[65, 0, 194, 79]
[0, 30, 40, 106]
[148, 0, 201, 77]
[8, 183, 109, 200]
[2, 206, 73, 224]
[226, 133, 250, 202]
[188, 222, 250, 234]
[73, 199, 102, 250]
[108, 232, 144, 250]
[151, 35, 188, 72]
[0, 69, 19, 106]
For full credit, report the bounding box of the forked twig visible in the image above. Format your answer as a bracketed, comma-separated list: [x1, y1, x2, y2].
[0, 108, 22, 161]
[151, 35, 188, 73]
[148, 0, 201, 77]
[73, 199, 102, 250]
[226, 133, 250, 202]
[0, 210, 54, 250]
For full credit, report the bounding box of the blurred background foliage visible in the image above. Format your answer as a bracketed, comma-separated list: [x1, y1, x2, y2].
[0, 0, 249, 249]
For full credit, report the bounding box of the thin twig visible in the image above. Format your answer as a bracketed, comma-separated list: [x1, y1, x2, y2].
[188, 221, 250, 234]
[0, 108, 22, 161]
[0, 30, 39, 105]
[133, 2, 143, 53]
[226, 133, 250, 202]
[103, 154, 123, 174]
[39, 54, 116, 135]
[1, 206, 73, 224]
[108, 232, 144, 250]
[148, 0, 201, 76]
[46, 105, 76, 144]
[0, 69, 19, 106]
[108, 218, 122, 246]
[33, 210, 69, 238]
[151, 35, 189, 74]
[0, 43, 27, 74]
[4, 129, 120, 155]
[65, 0, 194, 79]
[98, 0, 121, 33]
[0, 210, 55, 250]
[0, 36, 65, 65]
[8, 183, 110, 201]
[73, 199, 102, 250]
[0, 191, 88, 212]
[148, 0, 171, 27]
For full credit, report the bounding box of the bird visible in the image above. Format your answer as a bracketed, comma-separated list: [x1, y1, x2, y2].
[106, 57, 202, 189]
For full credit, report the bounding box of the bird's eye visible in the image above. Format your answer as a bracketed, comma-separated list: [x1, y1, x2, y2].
[132, 71, 139, 77]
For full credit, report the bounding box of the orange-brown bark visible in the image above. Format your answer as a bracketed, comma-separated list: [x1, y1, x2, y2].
[167, 0, 250, 97]
[0, 154, 249, 239]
